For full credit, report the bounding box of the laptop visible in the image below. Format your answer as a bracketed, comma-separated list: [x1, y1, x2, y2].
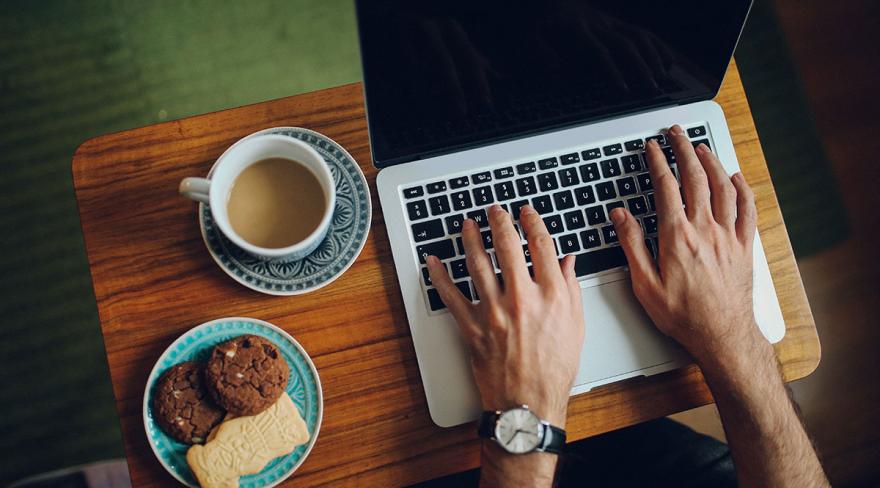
[355, 0, 785, 427]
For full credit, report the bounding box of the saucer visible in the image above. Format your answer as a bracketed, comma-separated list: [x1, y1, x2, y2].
[143, 317, 322, 487]
[199, 127, 371, 295]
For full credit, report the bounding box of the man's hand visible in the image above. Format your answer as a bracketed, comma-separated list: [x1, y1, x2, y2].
[426, 204, 584, 426]
[427, 204, 584, 487]
[612, 124, 829, 487]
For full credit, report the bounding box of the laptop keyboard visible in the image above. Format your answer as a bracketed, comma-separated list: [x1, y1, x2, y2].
[402, 124, 712, 313]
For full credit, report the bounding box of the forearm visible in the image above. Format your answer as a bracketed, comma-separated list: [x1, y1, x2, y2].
[698, 328, 828, 488]
[480, 442, 557, 488]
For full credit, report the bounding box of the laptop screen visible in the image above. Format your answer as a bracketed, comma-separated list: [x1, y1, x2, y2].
[356, 0, 752, 167]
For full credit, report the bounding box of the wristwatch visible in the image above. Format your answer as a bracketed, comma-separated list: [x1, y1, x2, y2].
[477, 405, 566, 455]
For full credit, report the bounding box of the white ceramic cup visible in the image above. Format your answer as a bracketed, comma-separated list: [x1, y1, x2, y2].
[179, 134, 336, 261]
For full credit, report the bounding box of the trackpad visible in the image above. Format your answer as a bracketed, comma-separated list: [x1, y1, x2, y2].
[575, 276, 687, 386]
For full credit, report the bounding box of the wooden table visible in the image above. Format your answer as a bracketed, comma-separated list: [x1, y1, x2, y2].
[72, 60, 820, 487]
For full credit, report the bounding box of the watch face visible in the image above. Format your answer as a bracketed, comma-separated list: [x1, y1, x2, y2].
[495, 408, 543, 454]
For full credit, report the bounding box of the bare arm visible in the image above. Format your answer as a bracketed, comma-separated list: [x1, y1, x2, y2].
[612, 125, 829, 487]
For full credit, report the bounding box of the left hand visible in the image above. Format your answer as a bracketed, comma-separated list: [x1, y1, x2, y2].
[426, 204, 585, 425]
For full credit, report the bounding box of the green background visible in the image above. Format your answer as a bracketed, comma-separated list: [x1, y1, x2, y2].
[0, 0, 843, 483]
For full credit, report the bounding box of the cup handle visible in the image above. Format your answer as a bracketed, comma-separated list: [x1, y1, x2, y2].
[179, 177, 211, 204]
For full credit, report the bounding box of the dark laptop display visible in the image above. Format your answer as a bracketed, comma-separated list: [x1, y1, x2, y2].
[356, 0, 752, 167]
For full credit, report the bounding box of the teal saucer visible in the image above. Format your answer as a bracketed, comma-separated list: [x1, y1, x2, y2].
[143, 317, 322, 487]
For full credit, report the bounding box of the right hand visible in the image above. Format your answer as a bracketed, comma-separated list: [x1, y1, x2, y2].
[610, 124, 771, 368]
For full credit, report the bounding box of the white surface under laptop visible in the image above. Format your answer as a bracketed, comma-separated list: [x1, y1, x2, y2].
[377, 100, 786, 427]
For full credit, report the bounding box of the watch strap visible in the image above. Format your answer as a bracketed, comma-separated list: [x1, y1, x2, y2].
[477, 411, 500, 439]
[539, 423, 566, 454]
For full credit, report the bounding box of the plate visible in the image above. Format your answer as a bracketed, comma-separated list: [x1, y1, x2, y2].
[143, 317, 322, 487]
[199, 127, 371, 295]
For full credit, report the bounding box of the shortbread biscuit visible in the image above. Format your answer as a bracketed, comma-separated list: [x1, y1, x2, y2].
[205, 335, 289, 416]
[187, 393, 309, 488]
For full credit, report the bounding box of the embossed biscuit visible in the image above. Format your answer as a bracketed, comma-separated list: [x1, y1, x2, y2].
[205, 334, 290, 416]
[186, 392, 309, 488]
[152, 361, 225, 444]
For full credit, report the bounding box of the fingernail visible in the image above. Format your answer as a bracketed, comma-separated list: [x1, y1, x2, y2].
[668, 125, 683, 136]
[426, 255, 438, 266]
[463, 218, 475, 229]
[490, 204, 502, 214]
[696, 143, 708, 152]
[520, 205, 535, 216]
[610, 208, 625, 225]
[647, 139, 659, 148]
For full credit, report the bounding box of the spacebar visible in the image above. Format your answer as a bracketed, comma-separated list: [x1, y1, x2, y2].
[574, 246, 627, 277]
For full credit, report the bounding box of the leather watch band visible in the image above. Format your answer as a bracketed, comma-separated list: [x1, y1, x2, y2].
[538, 423, 566, 454]
[477, 410, 499, 439]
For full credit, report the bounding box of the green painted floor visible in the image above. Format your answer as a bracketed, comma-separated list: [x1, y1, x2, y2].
[0, 0, 844, 484]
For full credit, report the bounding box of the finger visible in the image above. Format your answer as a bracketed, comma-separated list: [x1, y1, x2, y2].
[560, 254, 582, 311]
[731, 172, 757, 246]
[487, 205, 530, 289]
[667, 125, 710, 221]
[462, 218, 500, 300]
[519, 205, 563, 283]
[644, 138, 685, 223]
[611, 208, 660, 290]
[695, 143, 737, 228]
[426, 256, 473, 323]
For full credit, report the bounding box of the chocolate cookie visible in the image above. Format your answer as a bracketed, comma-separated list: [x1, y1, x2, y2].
[204, 334, 290, 416]
[152, 361, 225, 444]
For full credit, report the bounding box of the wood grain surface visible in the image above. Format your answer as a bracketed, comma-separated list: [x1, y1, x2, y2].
[72, 60, 819, 487]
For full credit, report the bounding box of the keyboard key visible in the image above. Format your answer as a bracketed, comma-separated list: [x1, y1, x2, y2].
[603, 143, 623, 156]
[585, 205, 606, 225]
[616, 176, 637, 196]
[645, 239, 656, 259]
[606, 201, 625, 214]
[600, 158, 622, 178]
[455, 281, 473, 301]
[537, 172, 559, 191]
[574, 185, 596, 206]
[563, 210, 586, 230]
[647, 192, 656, 211]
[416, 239, 455, 263]
[637, 172, 653, 192]
[407, 200, 429, 220]
[427, 181, 447, 194]
[643, 214, 658, 234]
[515, 176, 537, 196]
[552, 190, 575, 210]
[450, 190, 473, 211]
[472, 186, 494, 205]
[472, 171, 492, 184]
[429, 195, 451, 215]
[494, 167, 515, 179]
[559, 233, 581, 254]
[467, 209, 489, 228]
[516, 161, 536, 174]
[574, 246, 627, 276]
[427, 288, 446, 311]
[450, 258, 469, 279]
[403, 186, 424, 199]
[449, 176, 469, 189]
[601, 225, 619, 244]
[662, 146, 676, 163]
[627, 196, 648, 215]
[510, 200, 528, 220]
[481, 230, 494, 249]
[580, 162, 601, 182]
[560, 152, 580, 165]
[687, 126, 707, 138]
[621, 154, 642, 173]
[538, 157, 559, 170]
[522, 244, 532, 263]
[581, 148, 602, 160]
[422, 265, 444, 286]
[596, 181, 617, 201]
[558, 167, 580, 187]
[412, 219, 444, 242]
[692, 139, 711, 150]
[646, 134, 667, 146]
[494, 181, 516, 201]
[532, 195, 553, 214]
[624, 139, 644, 151]
[456, 236, 465, 254]
[543, 214, 564, 235]
[580, 229, 601, 249]
[445, 214, 464, 234]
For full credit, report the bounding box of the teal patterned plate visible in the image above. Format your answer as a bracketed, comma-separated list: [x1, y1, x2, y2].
[143, 317, 323, 487]
[200, 127, 371, 295]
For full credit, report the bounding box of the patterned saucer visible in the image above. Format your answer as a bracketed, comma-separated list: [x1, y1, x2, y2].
[199, 127, 371, 295]
[143, 317, 322, 487]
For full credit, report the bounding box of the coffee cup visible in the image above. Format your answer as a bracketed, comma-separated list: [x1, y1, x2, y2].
[179, 134, 335, 261]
